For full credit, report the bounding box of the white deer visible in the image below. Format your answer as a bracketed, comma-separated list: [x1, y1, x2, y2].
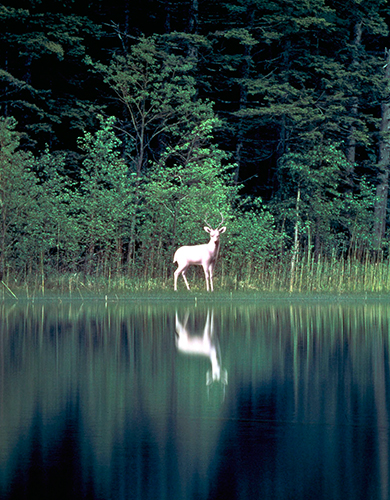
[175, 310, 228, 387]
[173, 216, 226, 292]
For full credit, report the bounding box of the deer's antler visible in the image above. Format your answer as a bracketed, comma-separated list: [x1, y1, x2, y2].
[217, 212, 225, 229]
[204, 212, 225, 229]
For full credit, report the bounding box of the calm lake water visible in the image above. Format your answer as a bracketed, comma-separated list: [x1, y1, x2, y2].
[0, 297, 389, 500]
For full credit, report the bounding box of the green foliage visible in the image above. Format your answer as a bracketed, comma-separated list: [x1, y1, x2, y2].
[276, 143, 376, 254]
[0, 116, 38, 273]
[0, 117, 78, 275]
[134, 117, 237, 277]
[339, 178, 377, 252]
[145, 118, 235, 231]
[1, 0, 390, 290]
[0, 2, 103, 146]
[74, 116, 136, 272]
[16, 149, 72, 272]
[225, 198, 282, 280]
[88, 35, 215, 174]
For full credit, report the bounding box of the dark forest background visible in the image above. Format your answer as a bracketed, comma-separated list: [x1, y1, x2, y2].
[1, 0, 390, 292]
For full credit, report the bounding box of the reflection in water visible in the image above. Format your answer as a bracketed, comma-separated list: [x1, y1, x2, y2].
[175, 309, 228, 391]
[0, 299, 389, 499]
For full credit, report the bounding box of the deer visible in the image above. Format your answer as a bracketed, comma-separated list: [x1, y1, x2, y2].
[175, 309, 228, 388]
[173, 215, 226, 292]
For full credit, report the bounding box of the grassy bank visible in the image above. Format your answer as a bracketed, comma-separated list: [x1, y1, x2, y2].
[2, 254, 390, 300]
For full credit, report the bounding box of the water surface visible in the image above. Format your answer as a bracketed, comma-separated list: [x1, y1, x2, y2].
[0, 298, 389, 499]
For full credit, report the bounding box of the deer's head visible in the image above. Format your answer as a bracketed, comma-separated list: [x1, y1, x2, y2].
[204, 226, 226, 243]
[204, 213, 226, 243]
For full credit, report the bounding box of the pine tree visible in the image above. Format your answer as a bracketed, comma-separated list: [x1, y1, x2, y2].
[0, 2, 103, 149]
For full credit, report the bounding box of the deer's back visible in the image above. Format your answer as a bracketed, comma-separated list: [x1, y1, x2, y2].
[173, 244, 211, 265]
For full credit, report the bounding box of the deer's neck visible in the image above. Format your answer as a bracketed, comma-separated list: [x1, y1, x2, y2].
[209, 238, 220, 252]
[214, 239, 220, 258]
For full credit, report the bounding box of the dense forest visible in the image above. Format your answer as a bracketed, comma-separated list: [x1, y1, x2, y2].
[1, 0, 390, 293]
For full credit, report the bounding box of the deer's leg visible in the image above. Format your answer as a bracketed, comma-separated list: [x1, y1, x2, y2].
[203, 265, 210, 291]
[174, 268, 179, 291]
[175, 264, 190, 290]
[181, 269, 191, 290]
[204, 264, 215, 292]
[209, 266, 214, 292]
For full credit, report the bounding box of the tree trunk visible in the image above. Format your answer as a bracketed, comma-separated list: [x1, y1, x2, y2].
[164, 1, 172, 33]
[290, 188, 300, 293]
[374, 49, 390, 249]
[187, 0, 199, 60]
[234, 7, 254, 185]
[127, 104, 146, 274]
[278, 40, 292, 160]
[346, 95, 358, 173]
[346, 22, 362, 187]
[0, 214, 5, 281]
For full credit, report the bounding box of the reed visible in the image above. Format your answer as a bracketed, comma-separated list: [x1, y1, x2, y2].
[245, 251, 390, 294]
[2, 252, 390, 297]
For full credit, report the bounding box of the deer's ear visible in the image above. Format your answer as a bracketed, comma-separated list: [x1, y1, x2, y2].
[204, 226, 211, 233]
[219, 227, 226, 233]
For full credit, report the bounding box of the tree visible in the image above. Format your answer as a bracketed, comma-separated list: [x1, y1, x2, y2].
[88, 34, 216, 266]
[203, 0, 387, 203]
[209, 0, 338, 182]
[74, 116, 136, 275]
[142, 117, 237, 276]
[0, 116, 79, 284]
[0, 116, 38, 278]
[17, 148, 75, 288]
[0, 2, 104, 149]
[374, 49, 390, 249]
[276, 143, 375, 256]
[89, 35, 213, 174]
[224, 197, 281, 284]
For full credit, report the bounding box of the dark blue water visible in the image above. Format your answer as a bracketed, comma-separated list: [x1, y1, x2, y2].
[0, 300, 389, 499]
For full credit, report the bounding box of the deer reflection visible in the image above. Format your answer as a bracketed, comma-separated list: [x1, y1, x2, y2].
[175, 309, 228, 391]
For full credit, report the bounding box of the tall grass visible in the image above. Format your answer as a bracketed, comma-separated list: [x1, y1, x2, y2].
[242, 251, 390, 293]
[2, 251, 390, 297]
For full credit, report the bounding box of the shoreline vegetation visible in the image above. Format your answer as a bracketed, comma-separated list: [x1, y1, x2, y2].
[4, 5, 390, 307]
[3, 253, 390, 300]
